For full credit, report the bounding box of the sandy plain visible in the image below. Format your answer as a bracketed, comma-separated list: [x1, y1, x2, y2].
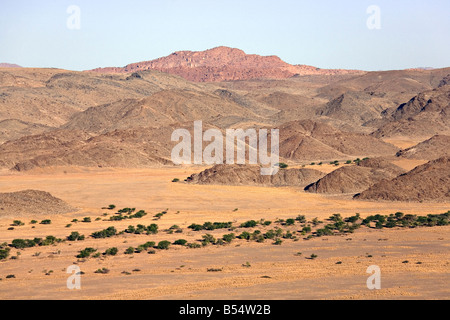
[0, 166, 448, 300]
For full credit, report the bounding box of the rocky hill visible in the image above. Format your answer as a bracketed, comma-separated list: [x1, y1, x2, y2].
[186, 164, 326, 187]
[304, 158, 405, 194]
[0, 190, 76, 217]
[396, 135, 450, 160]
[372, 85, 450, 139]
[276, 120, 399, 161]
[354, 157, 450, 202]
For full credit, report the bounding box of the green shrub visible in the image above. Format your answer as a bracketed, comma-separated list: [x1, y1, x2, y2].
[188, 223, 203, 231]
[147, 224, 159, 234]
[40, 219, 51, 225]
[157, 241, 171, 250]
[0, 248, 11, 260]
[77, 248, 97, 258]
[301, 226, 311, 233]
[173, 239, 188, 246]
[12, 220, 24, 226]
[201, 234, 216, 246]
[277, 163, 288, 169]
[104, 247, 118, 256]
[67, 232, 85, 241]
[124, 247, 135, 255]
[264, 230, 276, 239]
[82, 217, 91, 223]
[91, 227, 117, 239]
[238, 231, 251, 240]
[285, 219, 295, 226]
[273, 238, 283, 245]
[94, 268, 110, 274]
[222, 233, 235, 243]
[240, 220, 258, 228]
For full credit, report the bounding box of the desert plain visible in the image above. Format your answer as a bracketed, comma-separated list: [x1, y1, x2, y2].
[0, 163, 448, 300]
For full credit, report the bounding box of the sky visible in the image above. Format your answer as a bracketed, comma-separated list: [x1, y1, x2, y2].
[0, 0, 449, 71]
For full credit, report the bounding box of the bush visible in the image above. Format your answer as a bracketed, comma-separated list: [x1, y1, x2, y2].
[187, 243, 202, 249]
[94, 268, 110, 274]
[188, 223, 203, 231]
[40, 219, 51, 225]
[277, 163, 288, 169]
[104, 247, 118, 256]
[285, 219, 295, 226]
[82, 217, 91, 223]
[173, 239, 188, 246]
[124, 247, 135, 255]
[273, 238, 283, 245]
[143, 241, 155, 249]
[264, 230, 276, 239]
[0, 248, 11, 260]
[189, 222, 232, 231]
[67, 232, 85, 241]
[240, 220, 258, 228]
[147, 224, 159, 234]
[301, 226, 311, 233]
[77, 248, 97, 258]
[11, 239, 29, 249]
[238, 231, 251, 240]
[91, 227, 117, 239]
[172, 178, 180, 182]
[157, 241, 171, 250]
[222, 233, 235, 243]
[12, 220, 24, 226]
[201, 234, 216, 246]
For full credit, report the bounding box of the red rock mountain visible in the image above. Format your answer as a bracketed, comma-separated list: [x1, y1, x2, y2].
[0, 63, 22, 68]
[90, 46, 363, 82]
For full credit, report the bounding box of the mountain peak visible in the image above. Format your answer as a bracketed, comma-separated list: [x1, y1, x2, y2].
[0, 63, 22, 68]
[90, 47, 363, 82]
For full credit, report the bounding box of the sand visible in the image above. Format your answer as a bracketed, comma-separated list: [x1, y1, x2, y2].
[0, 167, 448, 300]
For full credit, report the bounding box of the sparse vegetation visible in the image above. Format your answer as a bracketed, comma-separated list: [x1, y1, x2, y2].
[67, 232, 85, 241]
[240, 220, 258, 228]
[91, 227, 117, 239]
[103, 247, 118, 256]
[173, 239, 188, 246]
[277, 163, 288, 169]
[12, 220, 24, 226]
[77, 248, 97, 258]
[157, 241, 171, 250]
[94, 268, 110, 274]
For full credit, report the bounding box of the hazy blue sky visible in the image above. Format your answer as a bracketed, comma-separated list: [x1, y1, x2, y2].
[1, 0, 449, 71]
